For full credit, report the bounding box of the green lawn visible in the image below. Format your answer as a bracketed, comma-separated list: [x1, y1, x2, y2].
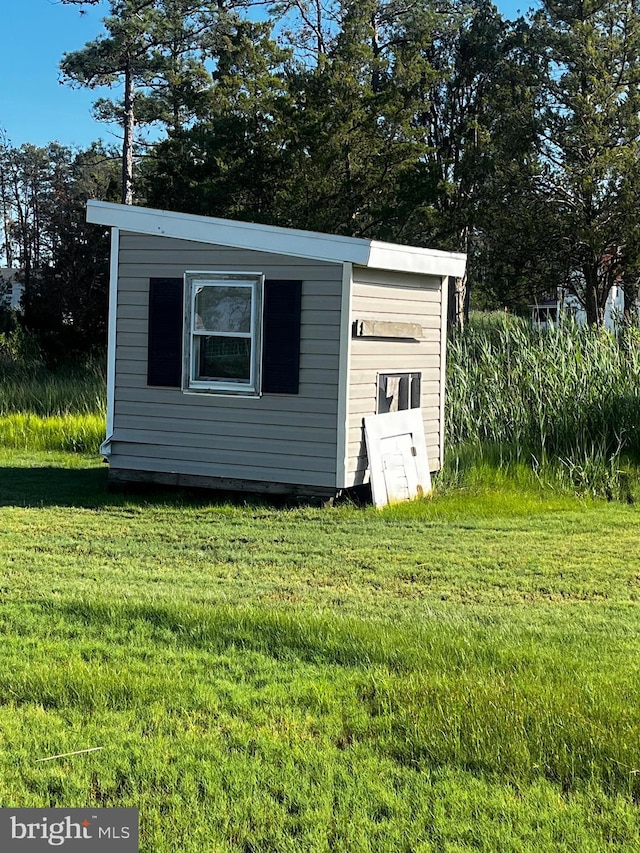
[0, 451, 639, 851]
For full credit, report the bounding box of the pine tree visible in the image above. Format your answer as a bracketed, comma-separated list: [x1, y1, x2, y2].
[61, 0, 227, 204]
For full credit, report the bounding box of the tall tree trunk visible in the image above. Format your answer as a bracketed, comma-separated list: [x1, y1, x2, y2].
[122, 61, 135, 205]
[0, 164, 12, 267]
[370, 12, 380, 93]
[448, 275, 467, 331]
[11, 170, 31, 288]
[583, 262, 603, 326]
[448, 225, 471, 331]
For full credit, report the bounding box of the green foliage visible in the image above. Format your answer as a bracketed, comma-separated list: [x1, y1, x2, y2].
[533, 0, 640, 322]
[0, 358, 105, 416]
[0, 350, 112, 454]
[0, 413, 105, 453]
[145, 17, 292, 221]
[145, 0, 548, 257]
[52, 0, 640, 322]
[446, 316, 640, 496]
[0, 326, 41, 366]
[0, 140, 118, 361]
[61, 0, 250, 202]
[62, 0, 226, 130]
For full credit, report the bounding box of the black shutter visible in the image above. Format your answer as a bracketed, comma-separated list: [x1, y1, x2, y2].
[147, 277, 183, 387]
[262, 279, 302, 394]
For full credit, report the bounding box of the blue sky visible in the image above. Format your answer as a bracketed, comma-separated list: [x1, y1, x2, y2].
[2, 1, 116, 148]
[1, 0, 535, 151]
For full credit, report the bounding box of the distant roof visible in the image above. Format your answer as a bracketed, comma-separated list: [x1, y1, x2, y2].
[86, 201, 467, 279]
[0, 268, 17, 283]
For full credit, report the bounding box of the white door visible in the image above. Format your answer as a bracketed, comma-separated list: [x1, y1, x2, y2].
[364, 410, 432, 507]
[379, 433, 418, 503]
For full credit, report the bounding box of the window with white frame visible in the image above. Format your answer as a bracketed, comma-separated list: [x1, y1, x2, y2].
[184, 272, 263, 394]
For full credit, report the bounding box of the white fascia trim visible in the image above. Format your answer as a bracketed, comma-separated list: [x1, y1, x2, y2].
[87, 201, 467, 278]
[367, 242, 467, 278]
[438, 274, 450, 470]
[100, 226, 119, 457]
[335, 262, 353, 490]
[87, 200, 372, 267]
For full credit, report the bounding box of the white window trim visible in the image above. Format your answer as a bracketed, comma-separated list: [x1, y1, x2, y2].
[183, 271, 264, 396]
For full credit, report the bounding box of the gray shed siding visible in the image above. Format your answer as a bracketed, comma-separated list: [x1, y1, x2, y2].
[110, 232, 343, 488]
[345, 266, 444, 487]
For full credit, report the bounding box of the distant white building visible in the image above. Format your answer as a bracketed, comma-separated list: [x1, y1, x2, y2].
[531, 285, 625, 331]
[0, 268, 23, 310]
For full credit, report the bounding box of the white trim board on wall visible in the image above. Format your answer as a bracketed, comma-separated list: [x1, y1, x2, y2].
[335, 262, 353, 489]
[100, 226, 119, 456]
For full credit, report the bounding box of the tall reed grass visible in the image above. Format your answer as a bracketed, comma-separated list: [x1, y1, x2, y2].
[445, 314, 640, 497]
[0, 354, 106, 453]
[0, 412, 106, 453]
[0, 361, 106, 417]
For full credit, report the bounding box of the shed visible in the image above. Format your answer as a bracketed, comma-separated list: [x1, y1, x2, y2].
[87, 201, 466, 498]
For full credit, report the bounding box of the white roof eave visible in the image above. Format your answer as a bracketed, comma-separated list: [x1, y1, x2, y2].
[86, 200, 467, 278]
[368, 241, 467, 278]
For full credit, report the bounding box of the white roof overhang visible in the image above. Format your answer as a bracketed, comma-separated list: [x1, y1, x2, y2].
[87, 200, 467, 278]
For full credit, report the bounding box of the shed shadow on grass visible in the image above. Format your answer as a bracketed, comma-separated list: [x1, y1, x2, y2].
[0, 464, 112, 508]
[47, 597, 414, 671]
[0, 464, 339, 510]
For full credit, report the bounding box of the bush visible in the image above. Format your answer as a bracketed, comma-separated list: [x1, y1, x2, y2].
[0, 325, 43, 369]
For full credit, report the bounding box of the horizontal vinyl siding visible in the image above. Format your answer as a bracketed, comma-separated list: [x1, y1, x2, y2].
[111, 232, 342, 489]
[113, 441, 334, 474]
[345, 266, 444, 487]
[116, 412, 335, 444]
[115, 387, 338, 417]
[109, 453, 335, 487]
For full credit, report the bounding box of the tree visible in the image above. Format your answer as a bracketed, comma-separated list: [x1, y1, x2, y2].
[26, 144, 120, 360]
[144, 16, 292, 220]
[61, 0, 227, 204]
[146, 0, 546, 280]
[269, 0, 341, 70]
[378, 0, 556, 319]
[263, 0, 425, 237]
[0, 140, 66, 288]
[68, 0, 611, 330]
[534, 0, 640, 325]
[0, 138, 120, 360]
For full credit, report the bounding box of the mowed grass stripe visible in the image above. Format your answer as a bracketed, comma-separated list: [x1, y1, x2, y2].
[0, 453, 639, 850]
[1, 599, 640, 849]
